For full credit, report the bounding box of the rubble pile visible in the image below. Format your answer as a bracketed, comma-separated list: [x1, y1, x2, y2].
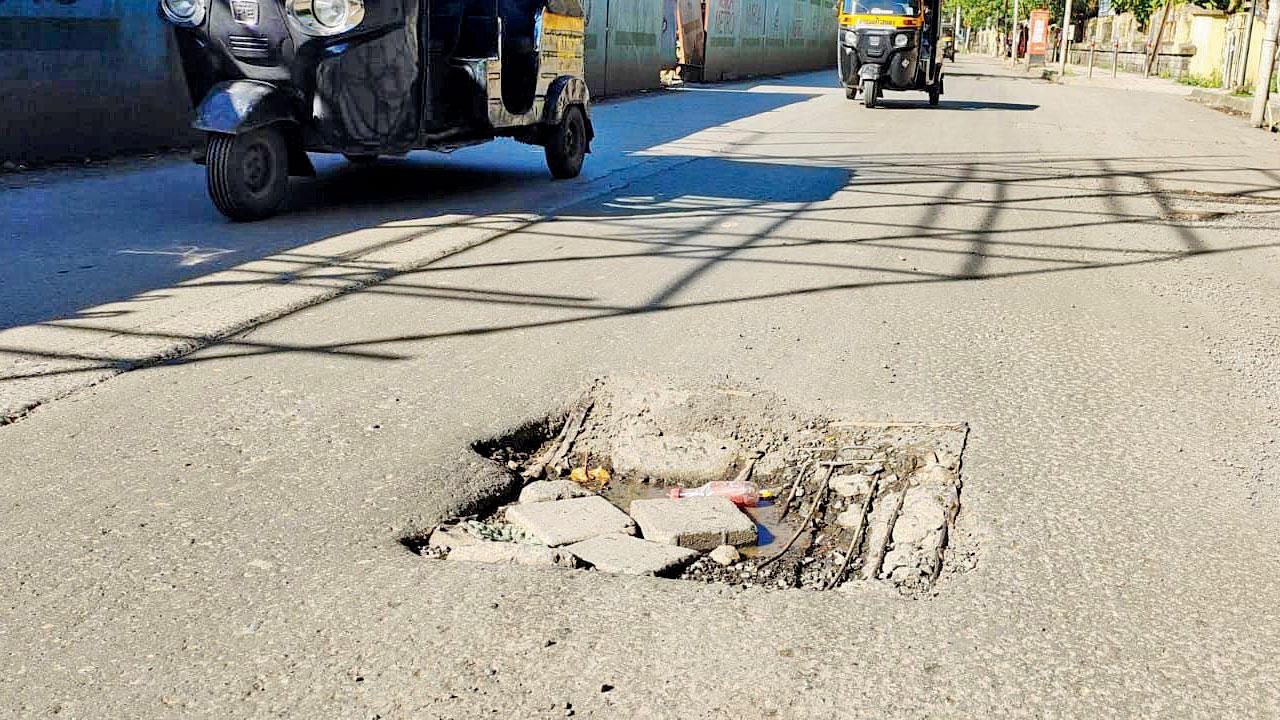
[411, 380, 971, 595]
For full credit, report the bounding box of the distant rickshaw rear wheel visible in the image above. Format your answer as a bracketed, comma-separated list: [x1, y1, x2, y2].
[206, 127, 289, 222]
[545, 105, 586, 180]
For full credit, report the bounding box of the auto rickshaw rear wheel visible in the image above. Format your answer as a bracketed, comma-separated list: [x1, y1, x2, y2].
[845, 85, 857, 100]
[862, 79, 877, 108]
[545, 105, 586, 180]
[206, 127, 289, 222]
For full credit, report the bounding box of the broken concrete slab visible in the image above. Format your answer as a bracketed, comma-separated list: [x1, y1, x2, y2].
[566, 534, 698, 576]
[882, 463, 961, 588]
[448, 541, 578, 568]
[506, 495, 636, 547]
[610, 431, 741, 484]
[628, 496, 757, 551]
[518, 479, 592, 504]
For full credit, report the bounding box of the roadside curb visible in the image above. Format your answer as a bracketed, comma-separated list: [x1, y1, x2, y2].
[1186, 87, 1280, 130]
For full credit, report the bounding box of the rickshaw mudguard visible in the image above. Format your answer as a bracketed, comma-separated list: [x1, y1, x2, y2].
[543, 76, 594, 147]
[193, 80, 315, 176]
[193, 80, 300, 136]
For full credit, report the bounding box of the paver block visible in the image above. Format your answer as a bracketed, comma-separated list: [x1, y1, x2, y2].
[566, 534, 699, 576]
[505, 495, 636, 547]
[448, 541, 578, 568]
[628, 496, 757, 550]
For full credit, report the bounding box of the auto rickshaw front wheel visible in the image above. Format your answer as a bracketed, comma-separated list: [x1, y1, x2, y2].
[206, 127, 289, 222]
[545, 106, 587, 180]
[862, 79, 877, 108]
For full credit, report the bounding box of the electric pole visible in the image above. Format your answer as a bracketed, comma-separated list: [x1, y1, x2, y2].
[1251, 0, 1280, 127]
[1059, 0, 1074, 72]
[1011, 0, 1020, 60]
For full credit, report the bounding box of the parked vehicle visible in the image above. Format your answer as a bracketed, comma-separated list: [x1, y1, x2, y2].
[941, 21, 955, 61]
[836, 0, 944, 108]
[161, 0, 594, 220]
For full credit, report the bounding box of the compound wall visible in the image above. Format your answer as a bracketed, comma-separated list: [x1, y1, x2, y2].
[0, 0, 193, 164]
[1, 0, 835, 163]
[703, 0, 835, 81]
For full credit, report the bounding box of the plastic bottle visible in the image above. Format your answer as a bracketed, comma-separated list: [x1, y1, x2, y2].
[668, 480, 761, 507]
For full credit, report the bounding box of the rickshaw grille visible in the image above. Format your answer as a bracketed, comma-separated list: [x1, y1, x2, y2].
[228, 35, 272, 61]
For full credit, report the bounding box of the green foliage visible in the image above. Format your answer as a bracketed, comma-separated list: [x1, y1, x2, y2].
[1178, 71, 1223, 88]
[1110, 0, 1158, 26]
[943, 0, 1093, 34]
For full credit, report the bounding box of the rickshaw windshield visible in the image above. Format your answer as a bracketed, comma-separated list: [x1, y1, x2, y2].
[842, 0, 919, 15]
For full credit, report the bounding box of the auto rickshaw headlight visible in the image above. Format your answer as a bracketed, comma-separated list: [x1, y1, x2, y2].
[894, 33, 908, 47]
[160, 0, 206, 26]
[288, 0, 365, 35]
[843, 29, 858, 46]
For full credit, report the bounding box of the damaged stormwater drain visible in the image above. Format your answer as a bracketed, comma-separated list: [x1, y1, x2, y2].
[403, 380, 974, 595]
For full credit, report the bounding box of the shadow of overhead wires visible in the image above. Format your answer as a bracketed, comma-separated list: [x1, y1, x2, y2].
[3, 148, 1279, 382]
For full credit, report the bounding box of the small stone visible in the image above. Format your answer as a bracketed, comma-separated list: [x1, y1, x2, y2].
[709, 544, 740, 566]
[835, 509, 864, 529]
[427, 525, 480, 551]
[521, 463, 546, 480]
[448, 541, 578, 568]
[628, 496, 757, 551]
[506, 460, 520, 471]
[506, 496, 635, 546]
[518, 479, 592, 504]
[830, 474, 873, 498]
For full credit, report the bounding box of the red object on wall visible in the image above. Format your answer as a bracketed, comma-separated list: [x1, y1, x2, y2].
[1028, 9, 1051, 56]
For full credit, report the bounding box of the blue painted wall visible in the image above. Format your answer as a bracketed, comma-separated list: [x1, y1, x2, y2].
[0, 0, 193, 163]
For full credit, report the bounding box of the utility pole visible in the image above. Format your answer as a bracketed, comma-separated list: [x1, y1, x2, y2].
[1251, 0, 1280, 127]
[1145, 1, 1173, 77]
[1238, 0, 1257, 88]
[1059, 0, 1074, 73]
[1011, 0, 1021, 60]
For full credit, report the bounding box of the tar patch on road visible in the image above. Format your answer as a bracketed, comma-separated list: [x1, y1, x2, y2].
[403, 379, 975, 596]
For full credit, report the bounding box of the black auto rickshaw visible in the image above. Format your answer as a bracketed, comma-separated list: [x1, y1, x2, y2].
[160, 0, 593, 220]
[837, 0, 944, 108]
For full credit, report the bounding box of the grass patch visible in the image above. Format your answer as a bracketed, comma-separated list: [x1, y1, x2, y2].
[1178, 71, 1222, 88]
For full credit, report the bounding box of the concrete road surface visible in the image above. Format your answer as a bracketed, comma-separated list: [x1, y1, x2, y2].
[3, 57, 1280, 718]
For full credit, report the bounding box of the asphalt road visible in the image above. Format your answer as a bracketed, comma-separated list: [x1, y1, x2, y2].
[3, 57, 1280, 718]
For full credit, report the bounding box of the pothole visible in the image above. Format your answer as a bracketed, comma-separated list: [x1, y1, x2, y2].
[404, 379, 974, 596]
[1157, 190, 1280, 225]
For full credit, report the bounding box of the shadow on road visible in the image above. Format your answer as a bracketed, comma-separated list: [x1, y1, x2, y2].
[7, 144, 1280, 380]
[0, 74, 830, 331]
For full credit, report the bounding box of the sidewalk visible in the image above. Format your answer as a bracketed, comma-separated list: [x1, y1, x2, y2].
[1039, 63, 1195, 95]
[1185, 86, 1280, 130]
[1010, 54, 1278, 129]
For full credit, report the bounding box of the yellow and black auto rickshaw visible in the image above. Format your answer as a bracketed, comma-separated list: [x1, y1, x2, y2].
[160, 0, 593, 220]
[941, 21, 955, 60]
[837, 0, 944, 108]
